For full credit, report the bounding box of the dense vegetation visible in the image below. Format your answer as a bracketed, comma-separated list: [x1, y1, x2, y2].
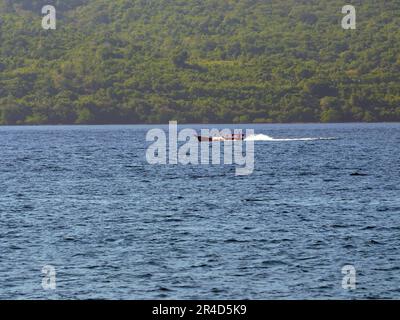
[0, 0, 399, 124]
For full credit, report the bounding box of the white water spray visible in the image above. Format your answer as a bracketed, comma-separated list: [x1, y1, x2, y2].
[244, 134, 336, 142]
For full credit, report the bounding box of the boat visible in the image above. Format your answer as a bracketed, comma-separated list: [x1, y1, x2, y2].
[196, 133, 245, 142]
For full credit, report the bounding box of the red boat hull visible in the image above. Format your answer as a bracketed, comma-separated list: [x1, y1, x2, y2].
[196, 134, 245, 142]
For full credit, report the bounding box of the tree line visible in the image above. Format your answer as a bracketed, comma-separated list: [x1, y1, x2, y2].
[0, 0, 399, 124]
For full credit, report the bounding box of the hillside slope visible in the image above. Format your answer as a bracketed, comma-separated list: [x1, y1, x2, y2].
[0, 0, 399, 124]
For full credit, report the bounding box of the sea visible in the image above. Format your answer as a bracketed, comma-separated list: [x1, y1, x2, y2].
[0, 123, 399, 299]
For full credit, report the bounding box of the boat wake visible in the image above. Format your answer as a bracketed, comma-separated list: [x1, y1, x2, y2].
[244, 134, 337, 142]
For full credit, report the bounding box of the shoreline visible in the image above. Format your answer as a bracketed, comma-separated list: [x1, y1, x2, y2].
[0, 121, 400, 127]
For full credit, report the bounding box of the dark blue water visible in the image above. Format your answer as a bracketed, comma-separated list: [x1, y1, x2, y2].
[0, 123, 399, 299]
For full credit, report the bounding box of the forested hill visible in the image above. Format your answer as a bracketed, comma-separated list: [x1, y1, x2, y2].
[0, 0, 399, 124]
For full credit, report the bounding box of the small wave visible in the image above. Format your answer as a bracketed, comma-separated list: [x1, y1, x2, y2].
[158, 286, 173, 292]
[244, 134, 337, 142]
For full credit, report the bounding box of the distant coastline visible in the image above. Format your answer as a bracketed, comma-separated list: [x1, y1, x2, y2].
[1, 121, 400, 127]
[1, 1, 399, 126]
